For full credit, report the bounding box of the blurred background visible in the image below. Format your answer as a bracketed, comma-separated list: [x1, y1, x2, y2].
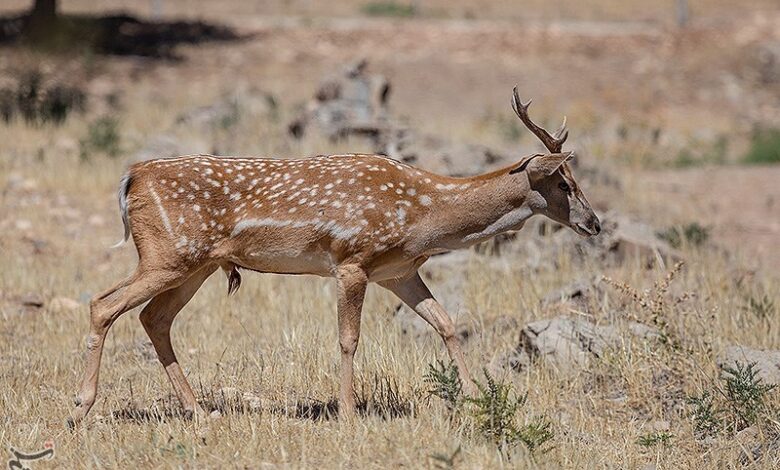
[1, 1, 779, 467]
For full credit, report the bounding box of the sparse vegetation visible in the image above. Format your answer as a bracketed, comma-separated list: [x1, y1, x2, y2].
[673, 136, 728, 168]
[603, 261, 688, 347]
[0, 70, 86, 125]
[637, 431, 674, 448]
[425, 364, 554, 458]
[688, 362, 778, 438]
[657, 222, 710, 249]
[361, 1, 416, 17]
[743, 128, 780, 165]
[79, 116, 122, 159]
[424, 360, 463, 412]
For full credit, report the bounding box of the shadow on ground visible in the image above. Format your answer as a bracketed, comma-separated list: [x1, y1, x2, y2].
[0, 11, 245, 59]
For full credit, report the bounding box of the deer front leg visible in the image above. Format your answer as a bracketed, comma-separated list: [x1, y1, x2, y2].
[380, 272, 476, 396]
[335, 264, 368, 420]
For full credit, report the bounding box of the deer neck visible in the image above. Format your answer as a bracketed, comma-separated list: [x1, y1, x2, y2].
[424, 169, 535, 251]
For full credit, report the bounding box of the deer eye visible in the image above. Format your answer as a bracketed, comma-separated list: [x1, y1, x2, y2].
[558, 181, 571, 193]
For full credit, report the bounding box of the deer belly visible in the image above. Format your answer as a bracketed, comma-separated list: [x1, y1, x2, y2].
[233, 247, 335, 276]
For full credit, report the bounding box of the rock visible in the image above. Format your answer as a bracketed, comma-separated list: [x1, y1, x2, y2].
[287, 59, 509, 177]
[717, 345, 780, 385]
[540, 277, 603, 313]
[49, 296, 81, 312]
[20, 294, 44, 308]
[15, 219, 32, 231]
[513, 316, 619, 371]
[288, 59, 392, 141]
[503, 315, 660, 372]
[651, 420, 671, 432]
[754, 41, 780, 84]
[243, 392, 262, 411]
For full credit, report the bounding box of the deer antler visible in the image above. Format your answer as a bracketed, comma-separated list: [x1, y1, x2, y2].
[511, 86, 568, 153]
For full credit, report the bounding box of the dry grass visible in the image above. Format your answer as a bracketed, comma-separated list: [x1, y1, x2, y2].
[1, 1, 780, 468]
[2, 137, 779, 467]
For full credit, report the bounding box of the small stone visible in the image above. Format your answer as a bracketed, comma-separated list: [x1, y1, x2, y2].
[15, 219, 32, 231]
[651, 420, 670, 432]
[21, 295, 44, 308]
[210, 410, 222, 419]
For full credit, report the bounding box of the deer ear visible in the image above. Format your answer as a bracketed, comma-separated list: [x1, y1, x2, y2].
[524, 152, 574, 179]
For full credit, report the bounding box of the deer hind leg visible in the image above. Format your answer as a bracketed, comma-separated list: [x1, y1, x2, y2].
[380, 272, 476, 395]
[335, 264, 368, 420]
[139, 266, 216, 420]
[68, 267, 187, 428]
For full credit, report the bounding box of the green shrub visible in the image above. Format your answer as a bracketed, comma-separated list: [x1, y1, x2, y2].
[674, 135, 728, 168]
[425, 364, 554, 457]
[722, 362, 776, 430]
[687, 390, 722, 438]
[0, 70, 86, 125]
[743, 128, 780, 164]
[637, 431, 674, 448]
[79, 116, 122, 159]
[687, 361, 777, 438]
[361, 1, 416, 17]
[424, 360, 463, 412]
[656, 222, 710, 249]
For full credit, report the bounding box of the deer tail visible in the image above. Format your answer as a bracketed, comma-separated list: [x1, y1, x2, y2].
[111, 172, 133, 248]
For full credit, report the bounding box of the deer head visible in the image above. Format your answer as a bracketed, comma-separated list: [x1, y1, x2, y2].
[509, 87, 601, 236]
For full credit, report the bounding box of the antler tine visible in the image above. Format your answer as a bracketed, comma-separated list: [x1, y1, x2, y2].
[554, 116, 568, 141]
[511, 86, 567, 153]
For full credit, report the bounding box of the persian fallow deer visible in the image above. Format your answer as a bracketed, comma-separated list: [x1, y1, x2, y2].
[68, 87, 600, 427]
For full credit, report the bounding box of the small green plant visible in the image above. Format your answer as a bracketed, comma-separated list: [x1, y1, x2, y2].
[656, 223, 710, 249]
[686, 390, 722, 438]
[361, 1, 416, 17]
[743, 128, 780, 165]
[424, 365, 554, 458]
[466, 370, 527, 448]
[515, 417, 555, 453]
[80, 116, 121, 159]
[637, 431, 674, 448]
[687, 361, 777, 440]
[722, 362, 776, 430]
[466, 369, 554, 456]
[424, 360, 463, 412]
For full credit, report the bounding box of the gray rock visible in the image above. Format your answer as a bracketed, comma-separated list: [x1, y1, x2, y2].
[503, 315, 660, 372]
[717, 345, 780, 385]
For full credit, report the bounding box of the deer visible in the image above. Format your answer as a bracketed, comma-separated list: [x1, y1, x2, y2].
[68, 87, 601, 427]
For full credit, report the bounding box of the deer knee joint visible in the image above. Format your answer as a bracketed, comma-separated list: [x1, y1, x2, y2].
[340, 335, 358, 355]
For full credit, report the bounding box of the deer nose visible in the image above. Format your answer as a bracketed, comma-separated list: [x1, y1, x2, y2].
[593, 219, 601, 235]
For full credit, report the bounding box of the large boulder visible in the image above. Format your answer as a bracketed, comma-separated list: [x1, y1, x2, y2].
[717, 345, 780, 385]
